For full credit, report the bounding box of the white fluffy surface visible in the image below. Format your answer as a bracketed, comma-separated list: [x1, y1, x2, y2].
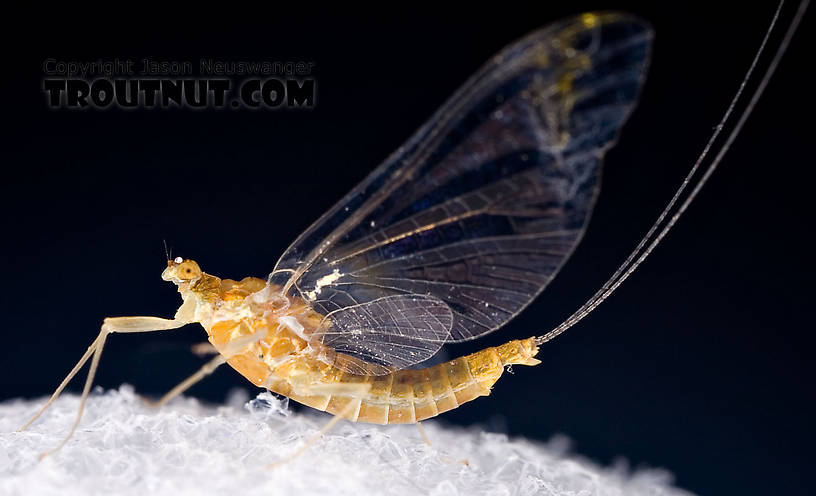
[0, 386, 692, 496]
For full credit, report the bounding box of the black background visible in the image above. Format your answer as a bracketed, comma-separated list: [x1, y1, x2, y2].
[2, 3, 813, 495]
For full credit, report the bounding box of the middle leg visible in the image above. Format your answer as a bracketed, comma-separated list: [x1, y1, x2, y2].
[147, 355, 227, 407]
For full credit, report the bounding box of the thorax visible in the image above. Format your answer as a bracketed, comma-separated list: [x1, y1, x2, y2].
[181, 273, 333, 387]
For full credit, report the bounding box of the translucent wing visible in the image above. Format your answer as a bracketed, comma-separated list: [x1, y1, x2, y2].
[270, 12, 653, 373]
[315, 294, 453, 376]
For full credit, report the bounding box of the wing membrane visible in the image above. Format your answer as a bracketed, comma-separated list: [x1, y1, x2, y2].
[316, 294, 453, 375]
[271, 12, 653, 371]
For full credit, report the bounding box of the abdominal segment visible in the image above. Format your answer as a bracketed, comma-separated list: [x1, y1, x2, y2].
[206, 307, 540, 424]
[226, 332, 541, 424]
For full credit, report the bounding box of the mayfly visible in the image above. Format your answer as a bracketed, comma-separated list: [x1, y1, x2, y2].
[20, 6, 806, 460]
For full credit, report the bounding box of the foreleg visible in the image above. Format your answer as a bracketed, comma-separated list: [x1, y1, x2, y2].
[21, 310, 193, 459]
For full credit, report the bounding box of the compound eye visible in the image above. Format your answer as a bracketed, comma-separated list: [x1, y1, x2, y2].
[176, 260, 201, 280]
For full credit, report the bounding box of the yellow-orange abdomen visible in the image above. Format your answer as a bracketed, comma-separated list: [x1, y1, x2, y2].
[199, 276, 541, 425]
[315, 338, 541, 424]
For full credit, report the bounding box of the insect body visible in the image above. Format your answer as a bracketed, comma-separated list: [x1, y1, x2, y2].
[23, 11, 656, 455]
[164, 258, 541, 424]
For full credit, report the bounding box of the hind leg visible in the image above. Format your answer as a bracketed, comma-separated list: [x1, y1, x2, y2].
[267, 382, 372, 469]
[416, 421, 432, 446]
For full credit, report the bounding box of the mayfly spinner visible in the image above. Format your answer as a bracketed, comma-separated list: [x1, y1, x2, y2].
[20, 7, 803, 461]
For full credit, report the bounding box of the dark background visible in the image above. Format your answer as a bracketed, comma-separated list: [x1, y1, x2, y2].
[2, 3, 812, 495]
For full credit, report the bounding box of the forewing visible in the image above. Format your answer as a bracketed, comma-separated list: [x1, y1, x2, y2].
[270, 12, 653, 371]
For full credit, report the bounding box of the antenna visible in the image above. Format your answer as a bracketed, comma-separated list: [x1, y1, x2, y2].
[163, 239, 174, 262]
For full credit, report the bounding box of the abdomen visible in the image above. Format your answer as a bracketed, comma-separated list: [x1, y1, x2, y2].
[287, 338, 541, 424]
[210, 312, 541, 424]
